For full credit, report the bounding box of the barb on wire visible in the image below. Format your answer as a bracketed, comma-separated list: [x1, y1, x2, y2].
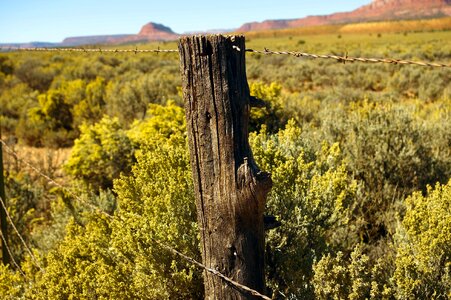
[153, 238, 272, 300]
[1, 45, 449, 68]
[245, 48, 451, 68]
[0, 196, 44, 272]
[0, 230, 27, 278]
[0, 139, 112, 218]
[0, 47, 179, 54]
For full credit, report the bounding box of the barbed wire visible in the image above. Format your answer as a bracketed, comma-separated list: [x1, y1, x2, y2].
[0, 139, 272, 299]
[0, 47, 178, 54]
[0, 229, 27, 278]
[244, 48, 451, 68]
[0, 139, 112, 218]
[1, 45, 449, 68]
[152, 238, 272, 300]
[0, 196, 44, 272]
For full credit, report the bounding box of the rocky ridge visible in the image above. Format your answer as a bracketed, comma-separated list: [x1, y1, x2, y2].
[238, 0, 451, 32]
[60, 22, 178, 46]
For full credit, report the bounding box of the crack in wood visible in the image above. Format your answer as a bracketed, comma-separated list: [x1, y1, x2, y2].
[179, 35, 272, 299]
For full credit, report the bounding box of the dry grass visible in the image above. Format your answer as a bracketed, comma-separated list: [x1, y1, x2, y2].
[2, 142, 71, 181]
[339, 18, 451, 34]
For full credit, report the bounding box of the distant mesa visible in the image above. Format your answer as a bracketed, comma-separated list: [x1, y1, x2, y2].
[139, 22, 176, 36]
[59, 22, 179, 47]
[62, 34, 134, 46]
[237, 0, 451, 32]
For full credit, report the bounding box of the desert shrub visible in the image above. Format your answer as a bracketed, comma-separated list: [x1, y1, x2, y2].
[65, 102, 185, 191]
[418, 69, 451, 101]
[0, 55, 13, 73]
[249, 81, 287, 132]
[44, 116, 357, 299]
[16, 76, 109, 143]
[311, 155, 451, 300]
[342, 101, 434, 191]
[393, 180, 451, 299]
[0, 83, 38, 134]
[72, 77, 106, 127]
[97, 55, 122, 68]
[65, 58, 108, 81]
[127, 101, 186, 145]
[18, 89, 75, 147]
[64, 116, 134, 191]
[30, 104, 202, 299]
[312, 244, 394, 300]
[110, 127, 202, 299]
[284, 93, 322, 125]
[15, 58, 55, 92]
[320, 100, 442, 246]
[57, 79, 86, 104]
[3, 172, 46, 261]
[0, 264, 24, 299]
[35, 90, 73, 131]
[30, 216, 122, 299]
[419, 97, 451, 182]
[105, 72, 179, 124]
[251, 120, 357, 298]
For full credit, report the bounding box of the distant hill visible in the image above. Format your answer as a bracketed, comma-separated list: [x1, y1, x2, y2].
[61, 22, 178, 46]
[0, 22, 179, 48]
[237, 0, 451, 32]
[61, 34, 135, 46]
[0, 42, 59, 48]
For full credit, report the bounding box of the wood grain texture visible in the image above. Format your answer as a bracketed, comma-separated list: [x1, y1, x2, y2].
[179, 35, 272, 299]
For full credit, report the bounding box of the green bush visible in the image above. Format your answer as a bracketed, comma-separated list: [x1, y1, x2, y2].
[249, 81, 288, 133]
[251, 120, 357, 298]
[313, 245, 394, 300]
[320, 100, 441, 245]
[0, 264, 24, 299]
[0, 83, 37, 134]
[15, 58, 55, 92]
[393, 180, 451, 298]
[0, 55, 14, 75]
[30, 103, 202, 299]
[105, 72, 179, 124]
[64, 102, 185, 191]
[110, 127, 202, 299]
[65, 116, 134, 191]
[72, 77, 106, 127]
[17, 89, 76, 147]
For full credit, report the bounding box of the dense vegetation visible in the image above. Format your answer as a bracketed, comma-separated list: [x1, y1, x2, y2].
[0, 25, 450, 299]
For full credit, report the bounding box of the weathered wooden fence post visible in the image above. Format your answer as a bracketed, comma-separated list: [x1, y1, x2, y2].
[178, 35, 272, 299]
[0, 128, 10, 265]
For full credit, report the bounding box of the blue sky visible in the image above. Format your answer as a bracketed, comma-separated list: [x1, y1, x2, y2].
[0, 0, 370, 43]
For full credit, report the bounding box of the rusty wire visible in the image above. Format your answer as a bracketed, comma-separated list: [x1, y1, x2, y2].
[1, 45, 449, 68]
[245, 48, 451, 68]
[0, 229, 27, 278]
[153, 238, 272, 300]
[0, 139, 273, 299]
[0, 47, 178, 54]
[0, 196, 44, 273]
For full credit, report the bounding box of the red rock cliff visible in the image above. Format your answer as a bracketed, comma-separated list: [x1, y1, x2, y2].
[238, 0, 451, 32]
